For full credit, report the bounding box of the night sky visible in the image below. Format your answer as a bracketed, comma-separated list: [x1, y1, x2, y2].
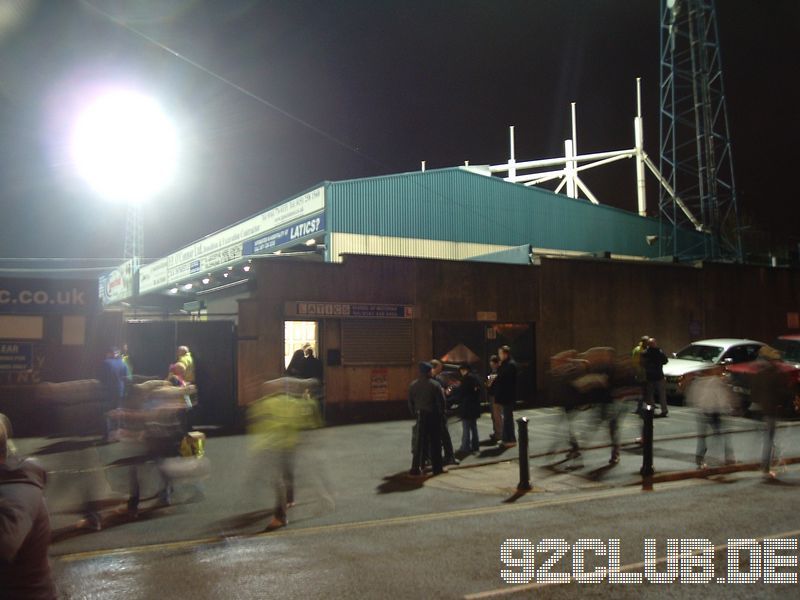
[0, 0, 797, 267]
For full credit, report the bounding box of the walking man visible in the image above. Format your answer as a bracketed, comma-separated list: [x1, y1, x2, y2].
[409, 363, 444, 476]
[751, 346, 794, 480]
[642, 338, 669, 417]
[494, 346, 518, 447]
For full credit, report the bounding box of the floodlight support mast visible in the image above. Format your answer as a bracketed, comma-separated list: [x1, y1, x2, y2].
[123, 202, 143, 272]
[488, 79, 702, 233]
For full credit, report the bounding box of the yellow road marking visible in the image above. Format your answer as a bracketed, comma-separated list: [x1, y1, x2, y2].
[56, 479, 705, 563]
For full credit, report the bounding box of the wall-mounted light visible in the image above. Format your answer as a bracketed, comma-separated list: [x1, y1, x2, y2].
[223, 271, 229, 278]
[202, 276, 211, 285]
[183, 283, 193, 291]
[305, 238, 316, 247]
[168, 287, 178, 294]
[243, 264, 251, 272]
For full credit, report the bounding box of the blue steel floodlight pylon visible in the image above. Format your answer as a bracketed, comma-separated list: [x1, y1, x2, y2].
[658, 0, 742, 261]
[123, 202, 143, 272]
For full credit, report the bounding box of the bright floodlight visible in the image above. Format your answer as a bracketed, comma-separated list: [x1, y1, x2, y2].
[71, 90, 177, 201]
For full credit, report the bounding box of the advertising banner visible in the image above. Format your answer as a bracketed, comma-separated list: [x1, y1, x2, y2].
[140, 186, 325, 293]
[0, 278, 98, 314]
[0, 342, 32, 372]
[98, 259, 135, 305]
[243, 213, 325, 256]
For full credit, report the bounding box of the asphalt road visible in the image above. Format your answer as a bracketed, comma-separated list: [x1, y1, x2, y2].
[15, 405, 800, 598]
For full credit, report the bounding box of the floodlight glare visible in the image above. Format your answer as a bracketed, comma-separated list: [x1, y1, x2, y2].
[70, 90, 177, 201]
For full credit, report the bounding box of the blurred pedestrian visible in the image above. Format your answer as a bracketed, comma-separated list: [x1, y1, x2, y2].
[642, 337, 669, 417]
[247, 377, 322, 531]
[431, 360, 458, 465]
[685, 367, 735, 468]
[574, 348, 621, 464]
[454, 363, 482, 454]
[632, 335, 649, 414]
[486, 355, 502, 443]
[409, 363, 444, 476]
[549, 350, 584, 462]
[122, 383, 188, 514]
[0, 417, 58, 599]
[751, 346, 794, 480]
[494, 346, 518, 447]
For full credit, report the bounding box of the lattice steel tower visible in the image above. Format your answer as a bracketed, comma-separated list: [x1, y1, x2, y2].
[123, 203, 143, 271]
[658, 0, 742, 261]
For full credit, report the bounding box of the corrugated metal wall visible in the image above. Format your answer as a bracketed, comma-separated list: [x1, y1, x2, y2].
[326, 168, 706, 259]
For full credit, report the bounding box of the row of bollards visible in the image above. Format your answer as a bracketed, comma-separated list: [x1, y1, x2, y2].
[515, 407, 656, 493]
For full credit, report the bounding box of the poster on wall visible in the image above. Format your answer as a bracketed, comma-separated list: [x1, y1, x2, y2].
[370, 368, 389, 401]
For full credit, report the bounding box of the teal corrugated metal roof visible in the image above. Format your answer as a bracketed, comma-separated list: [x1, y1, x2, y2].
[326, 167, 706, 258]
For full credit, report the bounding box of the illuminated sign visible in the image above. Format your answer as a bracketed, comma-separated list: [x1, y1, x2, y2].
[244, 214, 325, 255]
[98, 259, 135, 305]
[139, 186, 325, 293]
[287, 302, 414, 319]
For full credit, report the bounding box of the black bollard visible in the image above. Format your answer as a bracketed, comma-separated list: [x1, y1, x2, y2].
[640, 403, 654, 490]
[516, 417, 532, 491]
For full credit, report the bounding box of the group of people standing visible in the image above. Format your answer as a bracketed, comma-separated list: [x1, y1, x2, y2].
[407, 346, 518, 476]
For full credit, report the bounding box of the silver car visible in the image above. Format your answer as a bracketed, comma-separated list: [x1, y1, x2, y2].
[663, 338, 764, 395]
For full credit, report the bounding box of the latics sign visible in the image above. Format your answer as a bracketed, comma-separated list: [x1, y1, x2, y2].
[289, 302, 414, 319]
[244, 213, 325, 256]
[0, 343, 32, 372]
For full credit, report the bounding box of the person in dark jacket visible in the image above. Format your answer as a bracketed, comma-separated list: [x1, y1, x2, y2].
[454, 363, 482, 454]
[486, 355, 502, 442]
[0, 419, 58, 600]
[409, 363, 444, 476]
[286, 349, 306, 377]
[751, 346, 794, 480]
[430, 360, 458, 466]
[494, 346, 518, 446]
[300, 346, 324, 381]
[641, 338, 669, 417]
[100, 347, 129, 438]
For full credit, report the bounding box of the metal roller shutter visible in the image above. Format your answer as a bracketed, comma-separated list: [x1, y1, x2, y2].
[341, 319, 413, 365]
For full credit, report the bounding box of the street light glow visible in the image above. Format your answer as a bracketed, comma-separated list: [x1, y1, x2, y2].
[70, 89, 177, 202]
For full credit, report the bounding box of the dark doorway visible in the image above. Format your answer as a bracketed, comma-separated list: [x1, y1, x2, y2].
[432, 321, 536, 405]
[125, 320, 238, 431]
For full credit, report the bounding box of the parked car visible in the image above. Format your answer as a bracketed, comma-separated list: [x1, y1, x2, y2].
[663, 338, 764, 397]
[726, 335, 800, 414]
